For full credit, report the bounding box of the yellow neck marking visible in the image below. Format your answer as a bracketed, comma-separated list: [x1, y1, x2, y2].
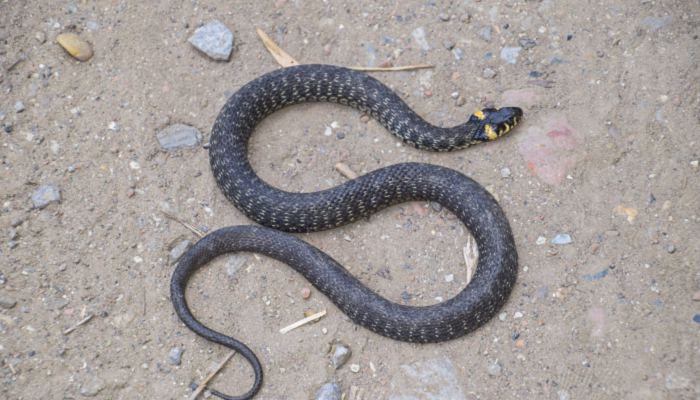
[473, 110, 486, 120]
[484, 124, 498, 140]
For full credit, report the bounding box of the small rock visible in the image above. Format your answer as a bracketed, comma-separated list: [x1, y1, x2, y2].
[482, 67, 497, 79]
[443, 40, 455, 50]
[8, 241, 18, 249]
[79, 376, 105, 397]
[478, 26, 492, 42]
[455, 96, 466, 107]
[551, 234, 573, 245]
[315, 382, 342, 400]
[500, 47, 522, 64]
[536, 236, 546, 245]
[330, 343, 351, 369]
[666, 244, 676, 254]
[452, 48, 464, 60]
[444, 274, 454, 282]
[56, 33, 94, 61]
[411, 27, 430, 52]
[169, 240, 191, 265]
[168, 347, 184, 366]
[225, 255, 247, 277]
[438, 13, 450, 22]
[14, 101, 25, 113]
[31, 184, 61, 209]
[301, 287, 311, 299]
[693, 314, 700, 324]
[557, 390, 571, 400]
[35, 31, 47, 44]
[8, 228, 18, 240]
[513, 311, 523, 319]
[349, 363, 360, 373]
[188, 20, 234, 61]
[518, 37, 537, 49]
[498, 312, 507, 321]
[0, 296, 17, 309]
[690, 160, 699, 168]
[157, 124, 202, 151]
[500, 167, 511, 178]
[487, 361, 502, 376]
[108, 121, 119, 131]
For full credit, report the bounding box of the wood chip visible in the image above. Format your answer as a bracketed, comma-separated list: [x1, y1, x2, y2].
[189, 351, 237, 400]
[335, 162, 358, 179]
[256, 28, 299, 67]
[279, 309, 326, 334]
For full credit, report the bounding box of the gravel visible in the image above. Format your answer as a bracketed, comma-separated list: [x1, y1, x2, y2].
[0, 296, 17, 309]
[79, 376, 105, 397]
[14, 101, 25, 113]
[188, 20, 234, 61]
[478, 26, 492, 42]
[156, 124, 202, 151]
[31, 184, 61, 209]
[487, 361, 502, 376]
[411, 27, 430, 51]
[482, 67, 497, 79]
[168, 347, 184, 365]
[551, 233, 573, 245]
[518, 37, 537, 49]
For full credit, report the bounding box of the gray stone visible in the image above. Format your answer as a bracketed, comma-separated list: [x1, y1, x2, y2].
[500, 47, 522, 64]
[666, 244, 676, 254]
[411, 27, 430, 51]
[452, 48, 464, 60]
[500, 167, 511, 178]
[389, 357, 465, 399]
[14, 101, 25, 113]
[330, 343, 351, 369]
[315, 382, 342, 400]
[188, 20, 234, 61]
[482, 67, 497, 79]
[557, 390, 571, 400]
[31, 184, 61, 209]
[0, 296, 17, 309]
[79, 376, 105, 397]
[169, 240, 191, 265]
[487, 361, 502, 376]
[225, 255, 247, 277]
[168, 347, 184, 365]
[156, 124, 202, 151]
[551, 233, 573, 245]
[478, 26, 492, 42]
[438, 13, 450, 22]
[8, 228, 18, 240]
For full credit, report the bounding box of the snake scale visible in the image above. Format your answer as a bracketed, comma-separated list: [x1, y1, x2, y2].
[171, 64, 522, 399]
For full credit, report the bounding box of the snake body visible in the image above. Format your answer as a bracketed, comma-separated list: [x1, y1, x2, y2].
[171, 64, 522, 400]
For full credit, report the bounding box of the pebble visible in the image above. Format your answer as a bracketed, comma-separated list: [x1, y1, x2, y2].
[498, 312, 507, 321]
[551, 233, 573, 245]
[0, 296, 17, 309]
[168, 347, 184, 365]
[478, 26, 492, 42]
[301, 287, 311, 299]
[169, 240, 191, 265]
[666, 244, 676, 254]
[8, 241, 18, 249]
[452, 48, 464, 60]
[444, 274, 454, 283]
[558, 390, 571, 400]
[35, 31, 46, 44]
[438, 13, 450, 22]
[79, 376, 105, 397]
[693, 314, 700, 324]
[690, 160, 698, 168]
[14, 101, 25, 113]
[188, 20, 234, 61]
[56, 33, 94, 61]
[518, 37, 537, 49]
[349, 363, 360, 373]
[482, 67, 497, 79]
[315, 382, 342, 400]
[330, 343, 352, 369]
[108, 121, 119, 131]
[500, 47, 522, 64]
[513, 311, 523, 319]
[536, 236, 547, 245]
[411, 27, 430, 51]
[8, 228, 18, 240]
[156, 124, 202, 151]
[500, 167, 511, 178]
[31, 184, 61, 209]
[486, 361, 502, 376]
[443, 40, 455, 50]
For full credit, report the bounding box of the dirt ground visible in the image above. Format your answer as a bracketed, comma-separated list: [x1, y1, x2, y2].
[1, 1, 698, 399]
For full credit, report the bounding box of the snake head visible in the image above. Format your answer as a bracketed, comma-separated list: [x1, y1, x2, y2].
[469, 107, 523, 142]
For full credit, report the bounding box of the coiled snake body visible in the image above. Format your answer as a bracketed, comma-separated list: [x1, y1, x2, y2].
[171, 64, 522, 399]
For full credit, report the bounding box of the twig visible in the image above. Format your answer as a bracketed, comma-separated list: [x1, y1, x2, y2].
[63, 314, 94, 335]
[348, 64, 434, 72]
[161, 211, 205, 238]
[189, 351, 237, 400]
[334, 162, 358, 180]
[279, 309, 327, 334]
[256, 28, 299, 67]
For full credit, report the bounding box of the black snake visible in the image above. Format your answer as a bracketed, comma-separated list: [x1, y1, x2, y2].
[171, 64, 522, 399]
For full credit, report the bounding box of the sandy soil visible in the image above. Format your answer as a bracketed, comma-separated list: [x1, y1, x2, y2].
[1, 1, 698, 399]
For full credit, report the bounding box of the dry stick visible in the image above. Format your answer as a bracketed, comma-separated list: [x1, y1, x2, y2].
[161, 211, 205, 238]
[189, 351, 237, 400]
[63, 314, 94, 335]
[256, 28, 434, 72]
[334, 162, 359, 180]
[279, 309, 327, 334]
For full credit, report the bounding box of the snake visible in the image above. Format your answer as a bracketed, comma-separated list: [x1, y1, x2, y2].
[170, 64, 522, 400]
